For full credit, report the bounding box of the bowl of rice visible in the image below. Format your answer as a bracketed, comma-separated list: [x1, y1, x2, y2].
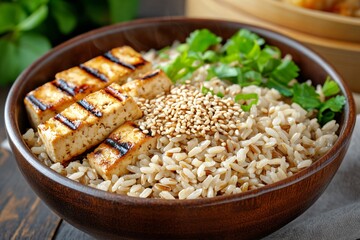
[5, 17, 356, 239]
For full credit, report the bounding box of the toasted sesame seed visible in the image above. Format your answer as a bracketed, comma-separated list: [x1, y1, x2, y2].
[136, 85, 244, 138]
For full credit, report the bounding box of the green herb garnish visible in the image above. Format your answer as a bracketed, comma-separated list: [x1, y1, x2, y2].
[235, 93, 259, 111]
[318, 95, 346, 125]
[201, 86, 224, 98]
[322, 77, 341, 97]
[292, 82, 321, 110]
[187, 29, 222, 53]
[159, 28, 345, 124]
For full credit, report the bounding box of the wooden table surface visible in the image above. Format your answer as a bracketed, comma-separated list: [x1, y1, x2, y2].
[0, 87, 95, 239]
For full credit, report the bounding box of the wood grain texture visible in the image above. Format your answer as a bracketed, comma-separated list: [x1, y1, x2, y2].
[54, 221, 94, 240]
[0, 141, 61, 239]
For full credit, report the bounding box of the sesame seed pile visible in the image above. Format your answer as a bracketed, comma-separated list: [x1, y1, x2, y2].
[137, 85, 244, 138]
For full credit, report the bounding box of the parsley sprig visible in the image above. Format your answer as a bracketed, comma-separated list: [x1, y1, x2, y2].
[159, 29, 345, 125]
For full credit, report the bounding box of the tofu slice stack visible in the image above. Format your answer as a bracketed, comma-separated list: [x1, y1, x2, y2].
[37, 69, 172, 165]
[86, 69, 172, 179]
[25, 46, 151, 128]
[88, 122, 158, 180]
[38, 83, 142, 163]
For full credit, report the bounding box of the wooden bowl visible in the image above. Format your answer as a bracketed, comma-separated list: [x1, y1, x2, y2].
[5, 17, 356, 239]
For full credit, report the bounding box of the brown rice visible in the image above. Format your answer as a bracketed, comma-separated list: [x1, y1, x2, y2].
[22, 53, 340, 200]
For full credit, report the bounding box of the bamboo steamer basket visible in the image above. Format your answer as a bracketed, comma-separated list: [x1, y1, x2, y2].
[186, 0, 360, 112]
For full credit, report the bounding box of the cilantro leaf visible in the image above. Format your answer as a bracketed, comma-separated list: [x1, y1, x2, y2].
[223, 29, 264, 57]
[265, 77, 293, 97]
[207, 64, 238, 83]
[220, 53, 240, 64]
[186, 29, 221, 53]
[292, 83, 321, 110]
[322, 77, 340, 97]
[157, 46, 170, 59]
[162, 52, 194, 82]
[318, 95, 346, 125]
[176, 43, 188, 53]
[161, 51, 202, 82]
[256, 46, 282, 74]
[262, 45, 281, 59]
[201, 50, 218, 62]
[242, 70, 262, 86]
[270, 59, 299, 85]
[233, 29, 265, 46]
[239, 29, 265, 46]
[208, 64, 262, 86]
[235, 93, 259, 111]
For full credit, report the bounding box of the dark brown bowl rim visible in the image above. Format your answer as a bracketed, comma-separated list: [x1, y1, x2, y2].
[5, 17, 356, 207]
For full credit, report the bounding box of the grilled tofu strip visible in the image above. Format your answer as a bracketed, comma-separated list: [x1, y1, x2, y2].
[37, 83, 142, 163]
[121, 69, 172, 99]
[88, 122, 158, 180]
[85, 70, 171, 179]
[25, 83, 74, 128]
[25, 46, 151, 128]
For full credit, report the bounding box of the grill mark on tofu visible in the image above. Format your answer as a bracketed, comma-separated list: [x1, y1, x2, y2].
[103, 51, 146, 70]
[79, 64, 108, 82]
[26, 95, 49, 111]
[128, 121, 141, 129]
[133, 61, 146, 68]
[77, 99, 102, 117]
[104, 86, 128, 102]
[87, 121, 158, 180]
[54, 113, 80, 130]
[103, 51, 136, 70]
[104, 138, 133, 156]
[141, 70, 160, 80]
[52, 79, 76, 96]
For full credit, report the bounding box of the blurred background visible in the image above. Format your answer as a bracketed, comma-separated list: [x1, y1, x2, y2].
[0, 0, 185, 87]
[0, 0, 359, 113]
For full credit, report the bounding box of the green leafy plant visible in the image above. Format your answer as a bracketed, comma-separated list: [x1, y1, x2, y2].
[0, 0, 139, 86]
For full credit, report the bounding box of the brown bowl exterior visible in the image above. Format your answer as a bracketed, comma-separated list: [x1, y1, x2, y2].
[5, 18, 356, 239]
